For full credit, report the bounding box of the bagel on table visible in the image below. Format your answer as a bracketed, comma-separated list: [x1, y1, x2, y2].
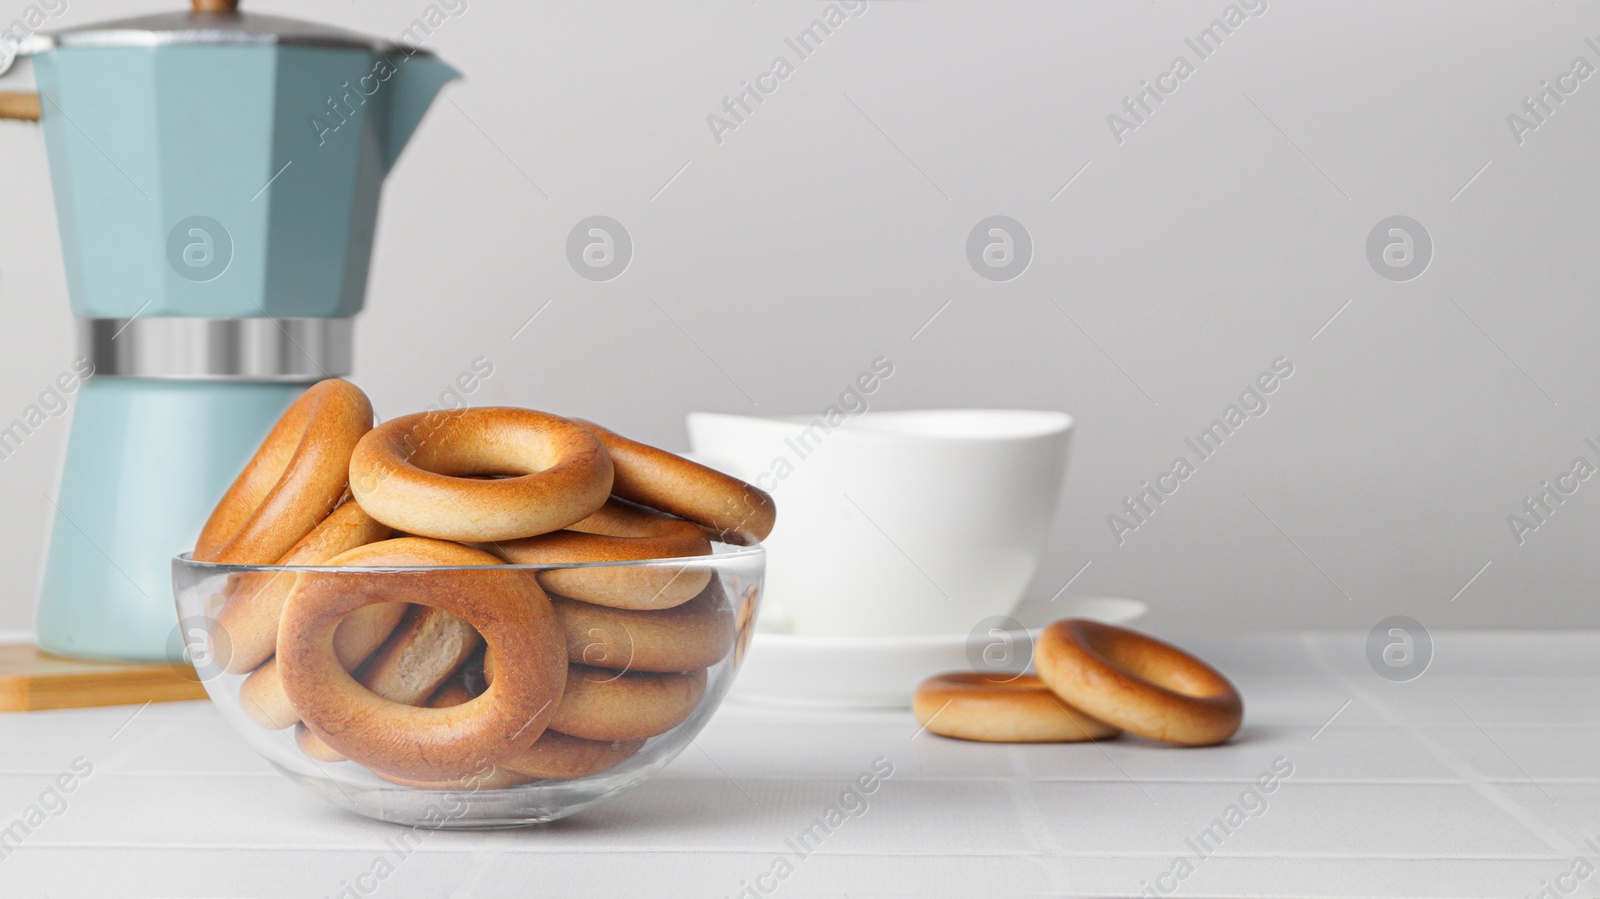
[912, 672, 1119, 743]
[915, 620, 1242, 747]
[1035, 619, 1242, 747]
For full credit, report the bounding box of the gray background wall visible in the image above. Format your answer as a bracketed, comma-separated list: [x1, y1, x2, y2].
[2, 0, 1597, 637]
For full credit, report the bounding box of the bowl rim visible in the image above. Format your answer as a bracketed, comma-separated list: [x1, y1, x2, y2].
[172, 542, 764, 574]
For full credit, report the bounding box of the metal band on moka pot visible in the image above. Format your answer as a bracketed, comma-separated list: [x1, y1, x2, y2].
[80, 318, 353, 381]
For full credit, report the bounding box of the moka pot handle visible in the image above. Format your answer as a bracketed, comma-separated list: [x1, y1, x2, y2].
[0, 92, 39, 121]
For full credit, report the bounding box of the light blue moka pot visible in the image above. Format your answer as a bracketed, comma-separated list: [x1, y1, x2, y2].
[0, 0, 457, 660]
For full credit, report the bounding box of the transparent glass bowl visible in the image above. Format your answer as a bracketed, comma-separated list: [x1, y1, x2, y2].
[172, 545, 763, 828]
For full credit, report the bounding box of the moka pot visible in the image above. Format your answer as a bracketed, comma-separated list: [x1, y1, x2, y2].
[0, 0, 457, 660]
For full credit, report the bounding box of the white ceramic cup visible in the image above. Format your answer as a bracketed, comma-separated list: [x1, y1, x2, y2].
[687, 409, 1073, 637]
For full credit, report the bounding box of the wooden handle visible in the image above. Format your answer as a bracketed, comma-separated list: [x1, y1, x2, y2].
[0, 92, 40, 122]
[192, 0, 239, 11]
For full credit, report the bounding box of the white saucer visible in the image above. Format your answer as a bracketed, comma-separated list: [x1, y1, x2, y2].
[728, 596, 1148, 709]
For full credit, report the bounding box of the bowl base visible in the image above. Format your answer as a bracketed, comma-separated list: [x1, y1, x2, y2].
[274, 762, 652, 829]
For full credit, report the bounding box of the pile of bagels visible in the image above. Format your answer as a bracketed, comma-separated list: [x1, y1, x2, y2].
[193, 379, 775, 789]
[913, 619, 1243, 746]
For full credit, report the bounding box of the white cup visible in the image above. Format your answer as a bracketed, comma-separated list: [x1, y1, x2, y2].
[687, 409, 1073, 637]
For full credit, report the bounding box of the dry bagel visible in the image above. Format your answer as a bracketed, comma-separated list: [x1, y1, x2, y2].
[484, 660, 706, 743]
[375, 766, 535, 791]
[217, 499, 391, 675]
[550, 665, 706, 742]
[1035, 619, 1242, 747]
[237, 600, 408, 731]
[912, 672, 1120, 743]
[549, 580, 736, 673]
[294, 721, 349, 763]
[496, 498, 712, 610]
[500, 730, 645, 781]
[194, 379, 373, 564]
[278, 538, 567, 780]
[294, 658, 491, 766]
[357, 605, 483, 706]
[348, 408, 612, 543]
[574, 420, 775, 545]
[418, 676, 644, 781]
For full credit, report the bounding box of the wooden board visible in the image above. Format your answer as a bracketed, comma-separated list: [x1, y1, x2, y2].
[0, 643, 207, 711]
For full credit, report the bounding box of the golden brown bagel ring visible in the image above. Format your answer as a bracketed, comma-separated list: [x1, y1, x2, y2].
[367, 667, 535, 791]
[238, 600, 408, 731]
[278, 538, 567, 780]
[409, 679, 645, 782]
[293, 665, 492, 766]
[551, 665, 706, 741]
[501, 730, 645, 780]
[294, 721, 348, 763]
[911, 672, 1120, 743]
[733, 584, 758, 667]
[496, 498, 712, 610]
[484, 660, 706, 742]
[348, 408, 612, 543]
[1035, 620, 1243, 747]
[357, 605, 483, 706]
[375, 765, 534, 791]
[194, 379, 373, 564]
[427, 678, 480, 709]
[574, 420, 775, 545]
[550, 581, 736, 673]
[217, 499, 392, 674]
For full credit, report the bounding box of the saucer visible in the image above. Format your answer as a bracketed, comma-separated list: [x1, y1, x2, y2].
[728, 596, 1148, 709]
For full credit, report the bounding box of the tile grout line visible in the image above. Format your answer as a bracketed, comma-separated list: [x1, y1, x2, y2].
[1296, 633, 1582, 859]
[1003, 743, 1079, 896]
[15, 766, 1600, 783]
[2, 841, 1572, 861]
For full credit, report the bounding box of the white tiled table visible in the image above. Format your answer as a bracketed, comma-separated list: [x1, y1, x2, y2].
[0, 631, 1595, 898]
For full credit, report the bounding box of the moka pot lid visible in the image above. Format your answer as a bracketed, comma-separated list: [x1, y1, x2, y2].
[7, 0, 437, 62]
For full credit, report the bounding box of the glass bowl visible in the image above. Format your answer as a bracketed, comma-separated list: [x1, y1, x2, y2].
[172, 545, 763, 828]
